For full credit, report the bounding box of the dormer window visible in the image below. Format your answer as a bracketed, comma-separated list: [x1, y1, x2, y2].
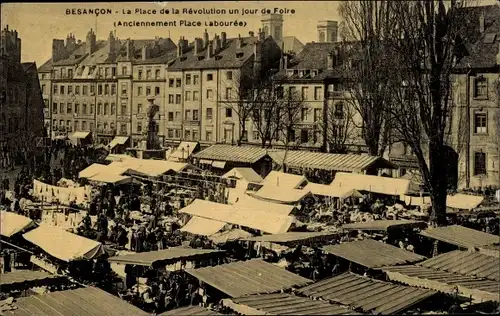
[293, 70, 299, 75]
[198, 56, 205, 61]
[287, 70, 294, 77]
[180, 57, 187, 62]
[311, 70, 317, 77]
[299, 71, 304, 78]
[215, 55, 223, 60]
[236, 52, 244, 58]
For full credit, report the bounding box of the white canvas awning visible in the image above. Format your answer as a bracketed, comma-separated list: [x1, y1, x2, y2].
[23, 225, 106, 262]
[303, 182, 363, 199]
[260, 171, 308, 189]
[1, 211, 36, 238]
[87, 173, 133, 185]
[179, 216, 227, 236]
[70, 131, 91, 139]
[109, 136, 129, 149]
[199, 159, 213, 165]
[331, 172, 418, 196]
[446, 194, 484, 210]
[169, 142, 198, 160]
[212, 161, 226, 169]
[250, 186, 312, 204]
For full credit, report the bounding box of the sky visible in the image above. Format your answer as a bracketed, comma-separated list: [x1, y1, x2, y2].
[1, 0, 497, 66]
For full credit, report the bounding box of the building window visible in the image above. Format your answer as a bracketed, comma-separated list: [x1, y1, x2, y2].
[175, 111, 181, 120]
[206, 108, 213, 120]
[138, 86, 143, 96]
[168, 94, 174, 104]
[146, 86, 151, 96]
[301, 108, 308, 121]
[168, 112, 174, 121]
[52, 103, 58, 114]
[474, 76, 488, 98]
[176, 94, 181, 104]
[121, 124, 127, 134]
[276, 87, 284, 99]
[137, 122, 142, 133]
[193, 91, 199, 101]
[169, 79, 174, 88]
[104, 103, 109, 115]
[314, 87, 322, 100]
[186, 74, 191, 85]
[193, 110, 199, 121]
[138, 70, 143, 80]
[207, 74, 213, 81]
[82, 121, 87, 131]
[41, 84, 46, 94]
[226, 88, 232, 100]
[121, 101, 127, 115]
[301, 87, 308, 100]
[83, 86, 88, 95]
[155, 87, 160, 96]
[111, 84, 116, 95]
[75, 103, 80, 114]
[60, 86, 65, 95]
[314, 108, 321, 122]
[185, 91, 191, 101]
[206, 130, 212, 141]
[185, 130, 191, 140]
[253, 131, 260, 140]
[300, 129, 309, 143]
[74, 120, 79, 131]
[90, 85, 95, 94]
[68, 85, 73, 95]
[98, 84, 102, 95]
[82, 103, 87, 115]
[193, 75, 199, 85]
[226, 71, 233, 80]
[75, 86, 80, 95]
[53, 85, 58, 94]
[111, 103, 116, 115]
[193, 130, 199, 140]
[122, 66, 127, 75]
[146, 69, 152, 79]
[104, 84, 109, 95]
[474, 112, 487, 134]
[138, 104, 143, 114]
[185, 110, 191, 120]
[206, 89, 213, 99]
[288, 87, 296, 97]
[121, 83, 127, 95]
[60, 103, 64, 114]
[176, 79, 182, 87]
[67, 103, 72, 114]
[225, 108, 232, 118]
[68, 69, 73, 78]
[335, 103, 344, 119]
[97, 103, 102, 115]
[155, 69, 160, 79]
[474, 152, 486, 175]
[314, 130, 321, 143]
[168, 129, 174, 138]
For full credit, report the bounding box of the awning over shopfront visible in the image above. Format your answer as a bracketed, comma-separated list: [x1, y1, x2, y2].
[23, 224, 107, 262]
[109, 136, 129, 149]
[1, 210, 36, 238]
[331, 172, 419, 196]
[222, 168, 263, 184]
[211, 161, 226, 169]
[185, 259, 312, 297]
[107, 247, 224, 266]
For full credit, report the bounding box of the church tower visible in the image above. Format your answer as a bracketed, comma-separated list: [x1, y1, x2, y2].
[317, 20, 338, 42]
[261, 14, 283, 42]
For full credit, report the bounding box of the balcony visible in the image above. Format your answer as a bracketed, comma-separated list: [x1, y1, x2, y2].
[328, 91, 345, 99]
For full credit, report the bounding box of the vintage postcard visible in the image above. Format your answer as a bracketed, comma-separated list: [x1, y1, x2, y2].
[0, 1, 499, 315]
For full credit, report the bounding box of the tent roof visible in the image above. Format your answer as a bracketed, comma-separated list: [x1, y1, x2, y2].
[109, 136, 129, 149]
[342, 220, 427, 232]
[331, 172, 419, 196]
[107, 247, 224, 266]
[260, 171, 307, 189]
[323, 239, 426, 268]
[243, 231, 338, 244]
[185, 259, 312, 297]
[446, 193, 484, 210]
[23, 225, 106, 262]
[249, 186, 312, 204]
[179, 199, 298, 234]
[0, 270, 62, 286]
[234, 194, 296, 216]
[169, 141, 199, 160]
[222, 167, 263, 183]
[1, 210, 36, 237]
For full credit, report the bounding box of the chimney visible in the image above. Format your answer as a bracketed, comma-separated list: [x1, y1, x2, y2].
[86, 28, 96, 55]
[142, 45, 149, 61]
[177, 37, 184, 57]
[479, 11, 485, 33]
[283, 55, 288, 70]
[126, 39, 134, 59]
[213, 34, 220, 53]
[236, 34, 242, 50]
[253, 41, 262, 77]
[206, 42, 213, 59]
[259, 28, 265, 42]
[107, 31, 115, 56]
[52, 39, 66, 62]
[249, 31, 255, 37]
[221, 32, 227, 48]
[327, 52, 334, 70]
[194, 38, 203, 54]
[203, 29, 209, 48]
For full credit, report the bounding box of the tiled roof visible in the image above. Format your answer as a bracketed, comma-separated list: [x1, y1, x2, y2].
[418, 250, 500, 281]
[37, 58, 53, 72]
[288, 42, 339, 70]
[193, 145, 269, 163]
[323, 239, 426, 268]
[456, 5, 500, 69]
[223, 293, 358, 315]
[281, 36, 305, 54]
[420, 225, 499, 249]
[297, 273, 437, 314]
[0, 270, 61, 286]
[159, 306, 223, 315]
[167, 36, 260, 70]
[107, 247, 224, 266]
[185, 259, 312, 297]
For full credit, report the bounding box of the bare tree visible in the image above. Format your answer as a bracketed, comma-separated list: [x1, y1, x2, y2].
[387, 0, 469, 226]
[338, 0, 398, 156]
[322, 102, 358, 154]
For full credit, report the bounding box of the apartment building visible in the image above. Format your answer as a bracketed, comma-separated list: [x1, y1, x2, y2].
[0, 26, 44, 155]
[37, 29, 176, 144]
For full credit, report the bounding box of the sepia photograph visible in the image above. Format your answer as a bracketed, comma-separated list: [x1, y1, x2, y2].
[0, 1, 499, 315]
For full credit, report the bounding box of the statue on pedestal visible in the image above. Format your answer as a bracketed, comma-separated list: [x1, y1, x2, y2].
[145, 98, 160, 150]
